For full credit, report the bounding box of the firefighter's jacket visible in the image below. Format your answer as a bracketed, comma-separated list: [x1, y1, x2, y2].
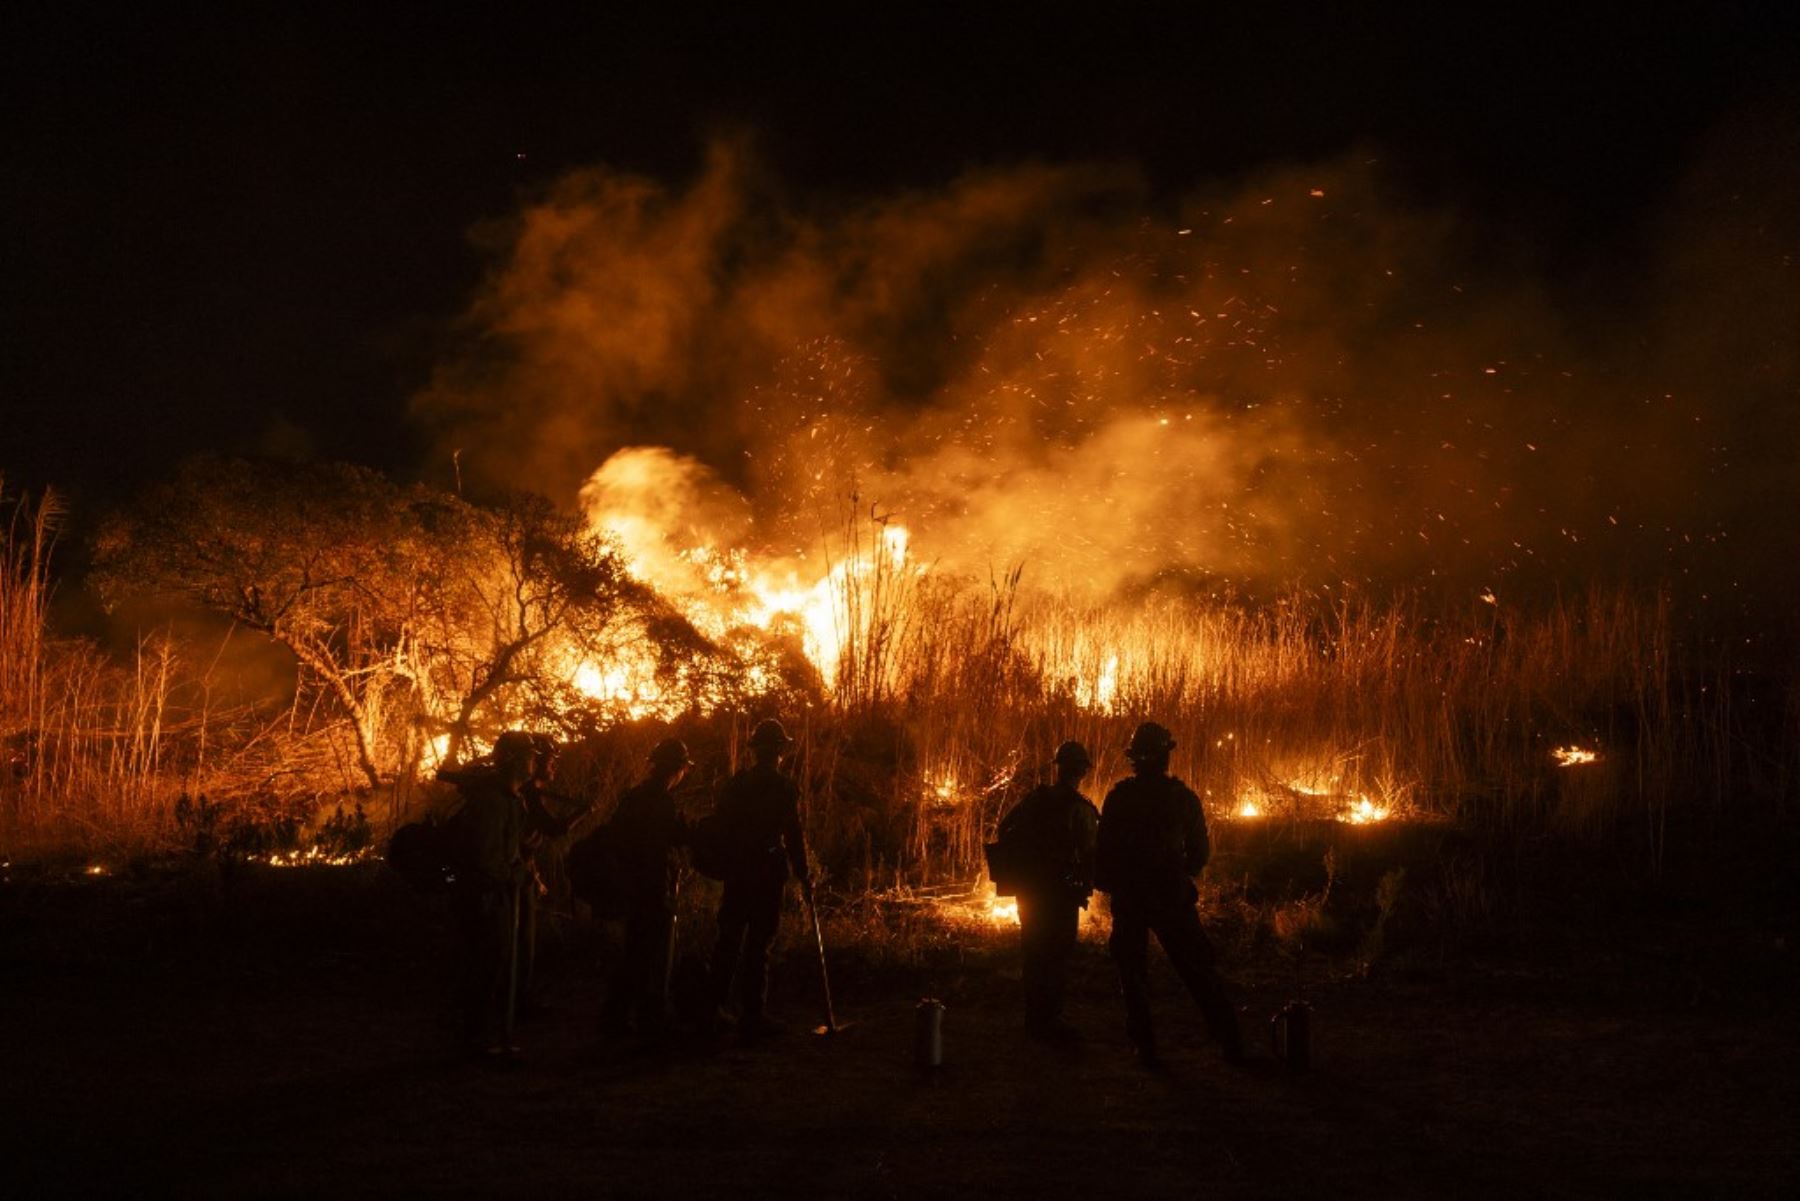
[712, 762, 808, 886]
[445, 773, 526, 890]
[996, 782, 1100, 903]
[1095, 773, 1211, 910]
[607, 780, 689, 911]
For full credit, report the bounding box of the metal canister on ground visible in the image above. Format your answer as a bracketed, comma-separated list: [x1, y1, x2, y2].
[914, 998, 946, 1068]
[1271, 1000, 1313, 1070]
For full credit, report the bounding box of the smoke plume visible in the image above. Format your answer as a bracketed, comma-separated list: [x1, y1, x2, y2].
[415, 125, 1797, 617]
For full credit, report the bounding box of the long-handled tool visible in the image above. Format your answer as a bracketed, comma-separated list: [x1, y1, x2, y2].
[502, 878, 521, 1052]
[805, 888, 850, 1036]
[663, 869, 682, 1010]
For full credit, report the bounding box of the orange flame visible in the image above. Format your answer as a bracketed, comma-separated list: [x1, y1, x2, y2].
[575, 447, 918, 701]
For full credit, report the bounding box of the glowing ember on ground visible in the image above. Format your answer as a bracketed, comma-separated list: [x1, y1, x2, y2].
[1553, 746, 1599, 767]
[1341, 797, 1390, 824]
[257, 848, 370, 868]
[902, 882, 1023, 928]
[1227, 769, 1405, 822]
[84, 864, 108, 876]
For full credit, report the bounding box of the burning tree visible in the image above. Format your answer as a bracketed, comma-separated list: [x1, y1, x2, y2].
[403, 490, 646, 765]
[93, 459, 683, 794]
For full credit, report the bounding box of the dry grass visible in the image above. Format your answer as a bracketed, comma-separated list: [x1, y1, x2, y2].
[0, 485, 370, 860]
[0, 485, 190, 858]
[814, 538, 1755, 883]
[4, 479, 1785, 883]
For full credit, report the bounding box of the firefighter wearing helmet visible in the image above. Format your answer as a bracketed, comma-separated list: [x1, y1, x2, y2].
[990, 738, 1100, 1042]
[509, 734, 592, 1017]
[1095, 721, 1245, 1067]
[705, 718, 812, 1041]
[438, 729, 538, 1056]
[599, 736, 694, 1043]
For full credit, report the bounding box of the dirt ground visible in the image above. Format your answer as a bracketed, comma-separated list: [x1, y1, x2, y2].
[3, 862, 1796, 1199]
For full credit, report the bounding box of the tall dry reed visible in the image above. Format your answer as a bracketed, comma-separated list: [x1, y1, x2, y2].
[822, 535, 1743, 881]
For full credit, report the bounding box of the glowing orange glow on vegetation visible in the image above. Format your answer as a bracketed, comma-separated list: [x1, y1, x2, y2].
[1553, 746, 1599, 767]
[1341, 797, 1390, 824]
[1076, 653, 1120, 712]
[570, 654, 670, 720]
[573, 448, 920, 706]
[1228, 762, 1404, 823]
[423, 734, 453, 769]
[257, 848, 370, 868]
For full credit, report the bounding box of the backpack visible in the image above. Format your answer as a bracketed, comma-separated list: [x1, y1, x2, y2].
[386, 820, 457, 893]
[689, 811, 737, 882]
[1095, 776, 1203, 901]
[984, 834, 1033, 898]
[986, 793, 1060, 898]
[990, 786, 1099, 899]
[566, 824, 631, 918]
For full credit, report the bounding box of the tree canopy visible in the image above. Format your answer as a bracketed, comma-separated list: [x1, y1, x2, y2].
[93, 458, 651, 785]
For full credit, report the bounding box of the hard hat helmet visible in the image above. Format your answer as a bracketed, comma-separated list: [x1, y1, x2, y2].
[1125, 721, 1176, 760]
[1052, 740, 1092, 768]
[493, 730, 536, 766]
[648, 738, 694, 769]
[748, 719, 795, 750]
[529, 733, 561, 760]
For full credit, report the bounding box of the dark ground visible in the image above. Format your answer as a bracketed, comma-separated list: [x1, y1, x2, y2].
[3, 858, 1796, 1200]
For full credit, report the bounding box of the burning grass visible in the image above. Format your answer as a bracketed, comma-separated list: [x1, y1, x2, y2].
[1, 472, 1781, 893]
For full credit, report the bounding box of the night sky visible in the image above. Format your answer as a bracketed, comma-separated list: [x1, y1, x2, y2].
[4, 6, 1795, 511]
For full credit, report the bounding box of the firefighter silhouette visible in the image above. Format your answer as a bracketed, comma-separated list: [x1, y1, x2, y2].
[704, 719, 812, 1040]
[439, 730, 536, 1056]
[1095, 721, 1244, 1067]
[992, 740, 1099, 1041]
[599, 738, 692, 1042]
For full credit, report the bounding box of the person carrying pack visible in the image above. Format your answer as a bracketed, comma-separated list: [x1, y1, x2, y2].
[598, 738, 693, 1044]
[990, 740, 1100, 1042]
[1095, 721, 1244, 1068]
[386, 816, 456, 893]
[438, 730, 536, 1057]
[704, 719, 811, 1041]
[510, 734, 591, 1016]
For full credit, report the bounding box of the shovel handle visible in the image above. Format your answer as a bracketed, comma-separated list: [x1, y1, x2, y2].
[806, 893, 838, 1033]
[503, 880, 520, 1045]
